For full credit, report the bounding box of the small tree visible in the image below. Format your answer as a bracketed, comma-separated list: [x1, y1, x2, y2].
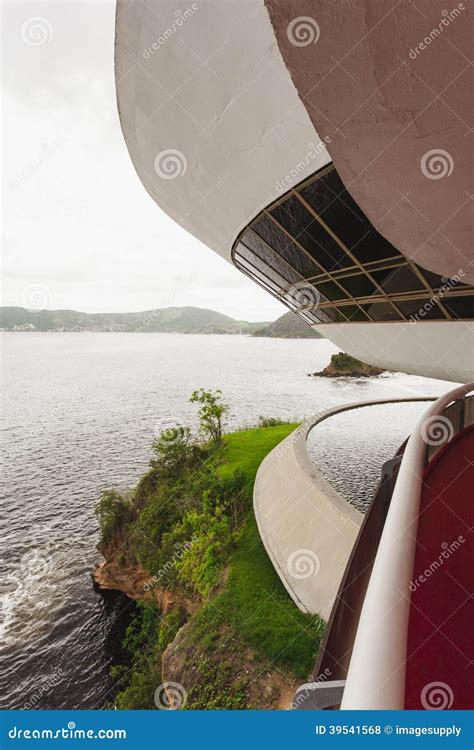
[190, 388, 229, 445]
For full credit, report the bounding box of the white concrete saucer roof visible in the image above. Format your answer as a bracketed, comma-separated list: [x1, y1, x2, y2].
[115, 0, 330, 260]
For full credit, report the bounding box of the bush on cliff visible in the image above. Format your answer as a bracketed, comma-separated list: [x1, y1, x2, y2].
[96, 489, 133, 546]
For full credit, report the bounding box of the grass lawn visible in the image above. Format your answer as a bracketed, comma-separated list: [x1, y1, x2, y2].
[193, 424, 325, 679]
[218, 423, 299, 481]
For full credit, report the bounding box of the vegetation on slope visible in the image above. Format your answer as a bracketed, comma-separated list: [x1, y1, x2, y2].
[96, 393, 324, 709]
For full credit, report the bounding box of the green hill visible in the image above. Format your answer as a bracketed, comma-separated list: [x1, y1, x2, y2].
[253, 311, 322, 339]
[0, 306, 268, 335]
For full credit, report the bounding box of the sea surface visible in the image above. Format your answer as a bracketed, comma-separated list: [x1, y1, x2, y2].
[0, 333, 453, 709]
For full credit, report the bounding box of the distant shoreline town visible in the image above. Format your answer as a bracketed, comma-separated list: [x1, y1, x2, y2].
[0, 306, 322, 339]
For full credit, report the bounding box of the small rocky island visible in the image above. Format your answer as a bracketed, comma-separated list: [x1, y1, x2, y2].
[310, 352, 386, 378]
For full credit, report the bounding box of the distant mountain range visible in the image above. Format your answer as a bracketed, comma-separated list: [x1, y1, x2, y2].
[0, 306, 323, 338]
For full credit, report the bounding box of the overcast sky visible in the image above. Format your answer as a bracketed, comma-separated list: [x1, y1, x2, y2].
[1, 0, 286, 321]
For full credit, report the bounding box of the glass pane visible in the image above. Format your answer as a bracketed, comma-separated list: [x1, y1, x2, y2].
[315, 280, 346, 302]
[284, 281, 322, 309]
[417, 267, 470, 291]
[440, 296, 474, 320]
[338, 273, 378, 299]
[416, 268, 444, 290]
[313, 307, 345, 323]
[284, 296, 343, 323]
[245, 222, 319, 278]
[298, 311, 319, 325]
[335, 305, 371, 321]
[370, 266, 426, 294]
[301, 170, 400, 264]
[234, 250, 283, 293]
[240, 230, 301, 285]
[331, 264, 359, 278]
[234, 261, 279, 298]
[361, 302, 402, 321]
[395, 299, 446, 320]
[270, 196, 351, 272]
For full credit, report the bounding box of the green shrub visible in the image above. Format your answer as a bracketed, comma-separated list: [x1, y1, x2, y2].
[331, 352, 361, 370]
[111, 602, 162, 710]
[151, 426, 206, 476]
[257, 416, 291, 428]
[173, 510, 233, 598]
[202, 468, 249, 526]
[96, 489, 133, 546]
[130, 488, 183, 574]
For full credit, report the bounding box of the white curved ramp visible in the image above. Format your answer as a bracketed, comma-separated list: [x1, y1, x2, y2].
[254, 398, 438, 621]
[254, 422, 362, 621]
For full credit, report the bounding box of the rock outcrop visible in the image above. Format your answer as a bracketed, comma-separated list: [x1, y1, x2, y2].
[310, 352, 386, 378]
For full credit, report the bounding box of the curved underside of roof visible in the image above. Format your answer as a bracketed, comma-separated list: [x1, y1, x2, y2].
[265, 0, 473, 284]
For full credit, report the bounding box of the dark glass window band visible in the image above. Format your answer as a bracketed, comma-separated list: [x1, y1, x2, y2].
[232, 164, 474, 324]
